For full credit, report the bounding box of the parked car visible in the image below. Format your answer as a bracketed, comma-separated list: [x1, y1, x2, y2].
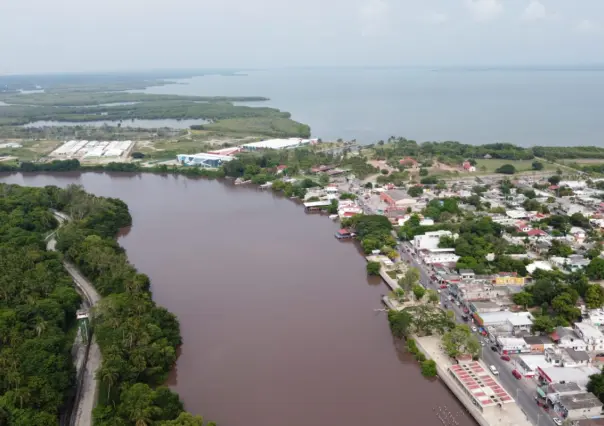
[489, 365, 499, 376]
[440, 284, 448, 289]
[471, 326, 477, 332]
[500, 355, 511, 362]
[461, 315, 469, 322]
[552, 418, 562, 425]
[512, 370, 522, 380]
[490, 346, 498, 352]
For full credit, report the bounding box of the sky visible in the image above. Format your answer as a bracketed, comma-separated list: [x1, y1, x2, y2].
[0, 0, 603, 74]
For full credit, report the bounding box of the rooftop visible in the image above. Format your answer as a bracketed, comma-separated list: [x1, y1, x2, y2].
[449, 362, 513, 408]
[559, 392, 602, 410]
[539, 365, 601, 385]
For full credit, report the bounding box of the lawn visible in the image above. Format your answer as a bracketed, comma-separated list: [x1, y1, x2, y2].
[473, 159, 555, 173]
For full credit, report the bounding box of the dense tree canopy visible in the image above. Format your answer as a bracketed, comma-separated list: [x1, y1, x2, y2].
[0, 184, 82, 424]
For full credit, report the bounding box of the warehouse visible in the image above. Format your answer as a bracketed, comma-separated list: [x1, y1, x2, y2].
[241, 138, 318, 151]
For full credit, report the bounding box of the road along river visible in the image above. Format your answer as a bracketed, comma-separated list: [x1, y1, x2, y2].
[1, 172, 477, 426]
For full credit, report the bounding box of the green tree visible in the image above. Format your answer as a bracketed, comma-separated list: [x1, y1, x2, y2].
[420, 359, 437, 377]
[548, 175, 561, 185]
[408, 186, 424, 197]
[118, 383, 162, 426]
[588, 373, 604, 404]
[419, 168, 429, 176]
[495, 164, 516, 174]
[366, 261, 381, 276]
[532, 161, 544, 170]
[412, 284, 426, 301]
[512, 291, 534, 309]
[442, 325, 480, 359]
[427, 290, 439, 304]
[531, 316, 556, 334]
[587, 257, 604, 280]
[398, 267, 420, 291]
[586, 285, 604, 309]
[318, 174, 330, 186]
[387, 309, 413, 338]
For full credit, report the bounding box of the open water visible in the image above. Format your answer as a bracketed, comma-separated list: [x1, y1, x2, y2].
[138, 67, 604, 146]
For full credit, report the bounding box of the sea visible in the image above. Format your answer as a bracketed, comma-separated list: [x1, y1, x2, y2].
[137, 67, 604, 147]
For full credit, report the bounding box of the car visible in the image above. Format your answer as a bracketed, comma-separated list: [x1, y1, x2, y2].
[512, 370, 522, 380]
[500, 355, 511, 361]
[440, 284, 448, 289]
[437, 289, 441, 294]
[490, 346, 498, 352]
[443, 303, 448, 309]
[489, 365, 499, 376]
[471, 326, 477, 332]
[461, 315, 469, 322]
[480, 341, 485, 346]
[552, 418, 562, 425]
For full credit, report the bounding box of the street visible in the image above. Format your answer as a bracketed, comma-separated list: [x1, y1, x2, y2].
[397, 241, 555, 426]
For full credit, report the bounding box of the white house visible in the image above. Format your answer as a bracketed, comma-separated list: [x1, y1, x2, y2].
[421, 248, 460, 265]
[553, 327, 588, 352]
[574, 322, 604, 352]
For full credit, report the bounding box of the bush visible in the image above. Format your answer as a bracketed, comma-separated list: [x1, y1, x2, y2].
[380, 169, 389, 175]
[421, 360, 437, 377]
[532, 161, 544, 170]
[495, 164, 517, 174]
[366, 261, 381, 276]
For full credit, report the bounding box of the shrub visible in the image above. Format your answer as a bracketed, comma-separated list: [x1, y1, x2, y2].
[366, 261, 381, 276]
[421, 360, 437, 377]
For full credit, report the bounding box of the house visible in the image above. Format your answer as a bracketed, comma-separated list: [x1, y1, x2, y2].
[574, 322, 604, 351]
[545, 347, 590, 368]
[459, 269, 475, 280]
[380, 190, 417, 209]
[421, 248, 460, 265]
[538, 365, 601, 387]
[527, 228, 547, 238]
[551, 327, 588, 351]
[556, 392, 603, 421]
[496, 337, 531, 354]
[570, 227, 587, 243]
[515, 221, 532, 233]
[523, 336, 555, 354]
[462, 161, 476, 172]
[484, 154, 492, 159]
[476, 311, 534, 335]
[275, 165, 288, 173]
[413, 230, 454, 250]
[551, 255, 591, 272]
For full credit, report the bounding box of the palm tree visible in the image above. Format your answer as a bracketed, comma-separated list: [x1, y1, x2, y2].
[97, 365, 119, 401]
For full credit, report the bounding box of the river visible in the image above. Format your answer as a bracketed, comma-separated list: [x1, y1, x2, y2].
[0, 172, 477, 426]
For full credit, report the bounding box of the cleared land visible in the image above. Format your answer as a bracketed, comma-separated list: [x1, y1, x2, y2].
[473, 158, 555, 173]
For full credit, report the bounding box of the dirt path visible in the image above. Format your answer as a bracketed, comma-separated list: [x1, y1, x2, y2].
[47, 212, 101, 426]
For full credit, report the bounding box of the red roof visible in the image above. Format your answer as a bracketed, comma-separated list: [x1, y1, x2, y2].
[549, 185, 559, 190]
[527, 229, 547, 236]
[276, 165, 287, 170]
[338, 229, 351, 235]
[342, 212, 356, 217]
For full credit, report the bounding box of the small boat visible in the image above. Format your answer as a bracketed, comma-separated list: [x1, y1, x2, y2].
[234, 178, 251, 185]
[329, 214, 338, 220]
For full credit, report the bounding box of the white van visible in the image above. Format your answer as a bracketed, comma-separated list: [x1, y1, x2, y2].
[489, 365, 499, 376]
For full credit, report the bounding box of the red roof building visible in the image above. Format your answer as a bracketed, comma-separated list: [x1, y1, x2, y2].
[527, 229, 547, 237]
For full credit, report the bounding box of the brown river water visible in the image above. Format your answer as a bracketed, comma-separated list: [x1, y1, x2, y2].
[0, 172, 476, 426]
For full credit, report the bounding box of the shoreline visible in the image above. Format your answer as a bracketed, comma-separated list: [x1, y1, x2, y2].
[2, 170, 515, 426]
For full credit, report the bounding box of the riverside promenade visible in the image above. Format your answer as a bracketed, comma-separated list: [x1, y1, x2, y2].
[414, 336, 532, 426]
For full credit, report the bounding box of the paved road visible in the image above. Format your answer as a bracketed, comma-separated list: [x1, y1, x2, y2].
[397, 242, 555, 426]
[48, 212, 101, 426]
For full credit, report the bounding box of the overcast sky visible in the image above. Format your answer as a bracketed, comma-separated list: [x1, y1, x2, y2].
[1, 0, 603, 74]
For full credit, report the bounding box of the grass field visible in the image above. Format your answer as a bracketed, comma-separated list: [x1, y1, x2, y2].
[473, 159, 556, 173]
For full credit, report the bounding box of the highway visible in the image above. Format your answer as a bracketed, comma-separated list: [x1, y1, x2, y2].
[397, 241, 556, 426]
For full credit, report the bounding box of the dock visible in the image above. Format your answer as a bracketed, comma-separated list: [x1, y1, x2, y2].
[303, 200, 332, 212]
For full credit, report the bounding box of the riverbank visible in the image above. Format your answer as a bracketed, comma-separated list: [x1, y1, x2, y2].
[0, 172, 478, 426]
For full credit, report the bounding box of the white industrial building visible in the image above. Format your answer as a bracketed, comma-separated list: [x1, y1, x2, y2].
[241, 138, 318, 151]
[413, 230, 454, 250]
[50, 140, 134, 159]
[176, 153, 234, 168]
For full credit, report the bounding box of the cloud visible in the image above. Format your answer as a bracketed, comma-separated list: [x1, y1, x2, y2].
[576, 19, 599, 33]
[521, 0, 546, 21]
[424, 12, 449, 24]
[359, 0, 390, 36]
[464, 0, 503, 22]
